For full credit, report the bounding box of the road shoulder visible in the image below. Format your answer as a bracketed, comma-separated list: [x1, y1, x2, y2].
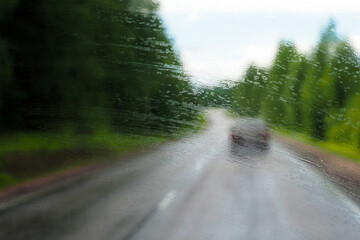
[274, 134, 360, 200]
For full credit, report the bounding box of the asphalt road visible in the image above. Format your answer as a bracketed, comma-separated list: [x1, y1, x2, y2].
[1, 109, 360, 240]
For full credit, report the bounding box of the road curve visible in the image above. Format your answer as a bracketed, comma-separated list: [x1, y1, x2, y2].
[0, 109, 359, 240]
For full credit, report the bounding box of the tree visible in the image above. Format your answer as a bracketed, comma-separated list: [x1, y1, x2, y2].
[300, 20, 340, 139]
[262, 40, 296, 126]
[232, 65, 268, 116]
[283, 53, 308, 129]
[329, 40, 360, 108]
[0, 0, 198, 135]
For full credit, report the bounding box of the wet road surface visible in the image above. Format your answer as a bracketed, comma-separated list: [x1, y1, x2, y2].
[1, 109, 360, 240]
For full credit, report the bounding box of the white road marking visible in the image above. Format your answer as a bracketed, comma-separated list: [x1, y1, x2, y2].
[158, 190, 177, 211]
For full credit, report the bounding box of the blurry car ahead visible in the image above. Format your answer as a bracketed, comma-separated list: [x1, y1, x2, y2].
[230, 118, 270, 148]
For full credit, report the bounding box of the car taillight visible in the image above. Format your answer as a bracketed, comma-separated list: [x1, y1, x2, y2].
[263, 130, 270, 140]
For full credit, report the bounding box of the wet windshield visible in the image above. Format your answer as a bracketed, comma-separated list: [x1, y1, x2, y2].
[1, 0, 360, 239]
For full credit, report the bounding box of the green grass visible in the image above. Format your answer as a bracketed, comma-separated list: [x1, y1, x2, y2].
[83, 131, 168, 153]
[0, 114, 207, 189]
[0, 131, 167, 188]
[0, 132, 76, 157]
[0, 131, 168, 158]
[274, 128, 360, 162]
[0, 173, 15, 188]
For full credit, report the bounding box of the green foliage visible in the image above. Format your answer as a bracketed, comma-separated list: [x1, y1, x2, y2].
[283, 53, 308, 129]
[327, 94, 360, 148]
[0, 0, 203, 186]
[0, 40, 14, 129]
[275, 129, 360, 162]
[232, 65, 268, 116]
[0, 0, 18, 20]
[329, 41, 360, 108]
[300, 20, 340, 139]
[231, 19, 360, 153]
[262, 41, 296, 125]
[0, 0, 198, 135]
[0, 173, 15, 188]
[196, 84, 232, 108]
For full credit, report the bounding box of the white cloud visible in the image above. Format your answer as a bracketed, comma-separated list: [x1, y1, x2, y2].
[295, 40, 313, 53]
[160, 0, 360, 16]
[180, 44, 277, 86]
[181, 50, 244, 85]
[241, 45, 277, 67]
[348, 35, 360, 53]
[158, 0, 360, 85]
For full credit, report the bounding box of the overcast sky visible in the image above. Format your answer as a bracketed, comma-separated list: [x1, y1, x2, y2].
[158, 0, 360, 86]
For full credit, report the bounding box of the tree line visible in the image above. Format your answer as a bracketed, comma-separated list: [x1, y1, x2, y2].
[0, 0, 198, 136]
[232, 20, 360, 148]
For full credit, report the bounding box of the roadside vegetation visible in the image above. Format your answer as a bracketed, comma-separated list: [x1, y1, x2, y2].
[0, 0, 204, 189]
[0, 112, 206, 189]
[274, 128, 360, 161]
[231, 20, 360, 162]
[0, 132, 168, 188]
[2, 0, 358, 191]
